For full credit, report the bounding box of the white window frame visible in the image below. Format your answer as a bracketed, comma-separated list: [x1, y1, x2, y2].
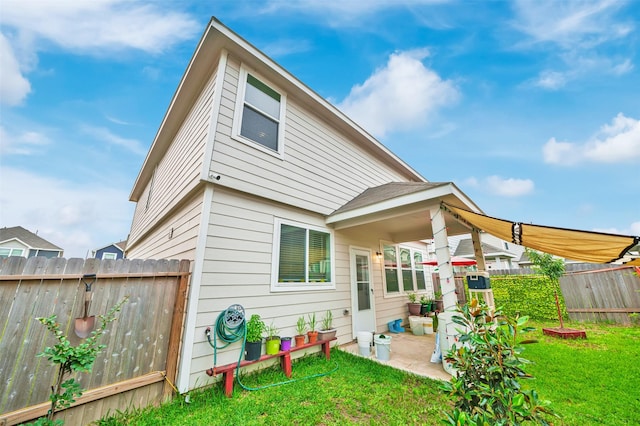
[0, 247, 25, 258]
[381, 242, 429, 298]
[102, 252, 118, 260]
[271, 218, 335, 292]
[232, 65, 287, 158]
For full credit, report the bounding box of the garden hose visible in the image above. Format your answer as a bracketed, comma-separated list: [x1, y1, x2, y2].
[206, 304, 338, 394]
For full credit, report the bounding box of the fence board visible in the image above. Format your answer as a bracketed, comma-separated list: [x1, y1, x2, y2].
[560, 266, 640, 324]
[0, 257, 191, 426]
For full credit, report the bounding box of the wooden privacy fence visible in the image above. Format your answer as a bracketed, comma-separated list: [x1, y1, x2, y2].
[560, 265, 640, 323]
[0, 257, 191, 426]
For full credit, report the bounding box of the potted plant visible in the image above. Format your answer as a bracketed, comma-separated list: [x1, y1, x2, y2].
[407, 292, 421, 316]
[265, 322, 281, 355]
[434, 291, 444, 312]
[307, 312, 318, 343]
[295, 316, 307, 347]
[420, 295, 432, 315]
[245, 314, 265, 361]
[318, 310, 336, 341]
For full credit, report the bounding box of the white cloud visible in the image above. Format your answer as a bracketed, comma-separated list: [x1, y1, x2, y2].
[532, 70, 569, 90]
[80, 125, 147, 156]
[0, 33, 31, 105]
[464, 175, 534, 197]
[543, 113, 640, 165]
[0, 125, 50, 155]
[0, 167, 133, 258]
[0, 0, 198, 54]
[512, 0, 631, 48]
[337, 49, 459, 138]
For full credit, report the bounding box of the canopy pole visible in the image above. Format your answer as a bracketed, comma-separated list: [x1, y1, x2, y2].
[470, 229, 487, 271]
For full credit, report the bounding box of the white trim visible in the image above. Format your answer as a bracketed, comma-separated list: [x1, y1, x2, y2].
[327, 183, 481, 227]
[201, 50, 228, 182]
[176, 185, 214, 393]
[270, 217, 335, 292]
[231, 64, 287, 159]
[349, 246, 376, 338]
[380, 240, 430, 299]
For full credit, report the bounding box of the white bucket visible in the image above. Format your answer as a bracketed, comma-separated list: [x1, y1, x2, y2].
[422, 317, 434, 334]
[357, 331, 373, 356]
[409, 316, 424, 336]
[373, 334, 392, 361]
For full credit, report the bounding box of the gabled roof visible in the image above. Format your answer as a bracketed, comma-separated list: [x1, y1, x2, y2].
[93, 240, 127, 253]
[0, 226, 63, 251]
[454, 238, 517, 259]
[130, 17, 427, 201]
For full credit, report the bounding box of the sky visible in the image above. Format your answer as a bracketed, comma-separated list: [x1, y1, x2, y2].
[1, 0, 639, 258]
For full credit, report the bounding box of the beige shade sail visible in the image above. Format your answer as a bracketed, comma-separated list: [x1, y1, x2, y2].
[442, 203, 640, 265]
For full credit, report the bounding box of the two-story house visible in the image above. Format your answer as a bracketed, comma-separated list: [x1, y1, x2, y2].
[125, 17, 484, 393]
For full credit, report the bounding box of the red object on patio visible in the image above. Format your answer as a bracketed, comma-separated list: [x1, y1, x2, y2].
[420, 256, 478, 266]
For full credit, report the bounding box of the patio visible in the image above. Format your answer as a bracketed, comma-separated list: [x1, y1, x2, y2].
[340, 329, 452, 381]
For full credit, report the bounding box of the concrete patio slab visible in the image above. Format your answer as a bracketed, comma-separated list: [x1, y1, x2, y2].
[339, 330, 451, 382]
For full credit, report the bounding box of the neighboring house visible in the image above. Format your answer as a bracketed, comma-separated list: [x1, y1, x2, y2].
[125, 18, 485, 393]
[454, 236, 521, 270]
[0, 226, 63, 259]
[91, 240, 127, 260]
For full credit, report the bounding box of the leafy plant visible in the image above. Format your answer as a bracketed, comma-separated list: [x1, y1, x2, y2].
[265, 322, 280, 340]
[307, 313, 317, 332]
[30, 297, 128, 425]
[407, 292, 418, 303]
[321, 310, 333, 330]
[420, 295, 430, 305]
[525, 248, 565, 283]
[441, 298, 557, 425]
[434, 290, 442, 299]
[295, 316, 307, 336]
[245, 314, 266, 343]
[490, 275, 567, 321]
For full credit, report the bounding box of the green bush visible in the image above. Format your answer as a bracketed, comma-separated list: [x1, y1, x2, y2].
[489, 275, 567, 321]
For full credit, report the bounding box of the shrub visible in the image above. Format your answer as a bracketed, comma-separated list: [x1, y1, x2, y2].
[441, 299, 557, 426]
[489, 275, 567, 321]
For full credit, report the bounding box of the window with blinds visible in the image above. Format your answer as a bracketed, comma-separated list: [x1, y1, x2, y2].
[273, 219, 333, 290]
[382, 243, 429, 295]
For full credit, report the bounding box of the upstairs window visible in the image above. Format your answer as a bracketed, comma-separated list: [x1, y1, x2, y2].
[234, 67, 286, 156]
[0, 248, 25, 258]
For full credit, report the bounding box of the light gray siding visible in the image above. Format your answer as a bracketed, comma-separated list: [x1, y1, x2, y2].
[126, 190, 203, 261]
[128, 68, 218, 253]
[208, 56, 418, 217]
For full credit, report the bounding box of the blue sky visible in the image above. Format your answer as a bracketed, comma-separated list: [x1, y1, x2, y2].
[1, 0, 639, 258]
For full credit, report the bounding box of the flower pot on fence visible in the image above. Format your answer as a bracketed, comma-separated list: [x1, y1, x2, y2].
[294, 334, 306, 347]
[245, 341, 262, 361]
[307, 331, 318, 344]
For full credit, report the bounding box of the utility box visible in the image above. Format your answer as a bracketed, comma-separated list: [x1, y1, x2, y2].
[466, 271, 491, 289]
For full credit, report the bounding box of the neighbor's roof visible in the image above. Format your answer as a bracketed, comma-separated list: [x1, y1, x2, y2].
[93, 240, 127, 253]
[453, 239, 517, 259]
[0, 226, 63, 251]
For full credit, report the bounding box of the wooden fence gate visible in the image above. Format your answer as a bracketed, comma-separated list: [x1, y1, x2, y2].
[0, 257, 191, 426]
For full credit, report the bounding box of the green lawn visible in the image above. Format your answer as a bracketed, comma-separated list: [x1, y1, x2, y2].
[99, 322, 639, 425]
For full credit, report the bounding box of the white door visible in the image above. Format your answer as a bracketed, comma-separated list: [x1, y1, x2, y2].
[350, 248, 376, 335]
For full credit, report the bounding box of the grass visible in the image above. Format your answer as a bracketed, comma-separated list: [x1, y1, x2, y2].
[98, 322, 639, 425]
[523, 321, 640, 425]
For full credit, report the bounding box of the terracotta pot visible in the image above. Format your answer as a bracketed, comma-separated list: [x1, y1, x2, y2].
[294, 334, 306, 347]
[307, 330, 318, 343]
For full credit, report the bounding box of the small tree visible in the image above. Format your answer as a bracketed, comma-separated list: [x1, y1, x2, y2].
[441, 299, 557, 425]
[525, 248, 565, 283]
[30, 297, 127, 425]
